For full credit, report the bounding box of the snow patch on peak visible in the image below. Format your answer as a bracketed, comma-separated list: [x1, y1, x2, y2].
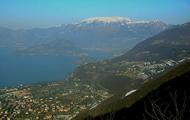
[127, 20, 164, 25]
[80, 16, 132, 24]
[78, 17, 165, 26]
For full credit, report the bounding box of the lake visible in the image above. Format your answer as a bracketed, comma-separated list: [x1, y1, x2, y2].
[0, 48, 112, 88]
[0, 48, 79, 88]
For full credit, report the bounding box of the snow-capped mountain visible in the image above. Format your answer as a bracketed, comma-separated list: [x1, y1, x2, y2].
[79, 16, 132, 24]
[78, 16, 166, 27]
[68, 17, 168, 52]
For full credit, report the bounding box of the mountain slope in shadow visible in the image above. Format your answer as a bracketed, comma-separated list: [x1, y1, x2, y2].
[75, 60, 190, 120]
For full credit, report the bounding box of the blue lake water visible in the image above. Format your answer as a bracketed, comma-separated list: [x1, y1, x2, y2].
[0, 48, 113, 88]
[0, 48, 78, 88]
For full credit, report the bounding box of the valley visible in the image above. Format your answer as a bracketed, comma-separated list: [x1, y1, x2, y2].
[0, 16, 190, 120]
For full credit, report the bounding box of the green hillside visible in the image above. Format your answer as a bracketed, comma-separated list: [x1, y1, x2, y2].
[74, 60, 190, 120]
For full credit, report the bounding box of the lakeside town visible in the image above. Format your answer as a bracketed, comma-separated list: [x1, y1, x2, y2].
[0, 80, 111, 119]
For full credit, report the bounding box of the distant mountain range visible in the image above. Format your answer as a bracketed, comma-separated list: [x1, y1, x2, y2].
[0, 17, 168, 56]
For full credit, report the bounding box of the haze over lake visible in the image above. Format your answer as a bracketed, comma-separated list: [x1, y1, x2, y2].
[0, 47, 113, 88]
[0, 48, 79, 87]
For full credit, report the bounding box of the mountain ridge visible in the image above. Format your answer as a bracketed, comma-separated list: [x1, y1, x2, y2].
[0, 17, 168, 56]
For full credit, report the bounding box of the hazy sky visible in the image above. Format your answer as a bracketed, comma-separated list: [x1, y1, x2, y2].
[0, 0, 190, 29]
